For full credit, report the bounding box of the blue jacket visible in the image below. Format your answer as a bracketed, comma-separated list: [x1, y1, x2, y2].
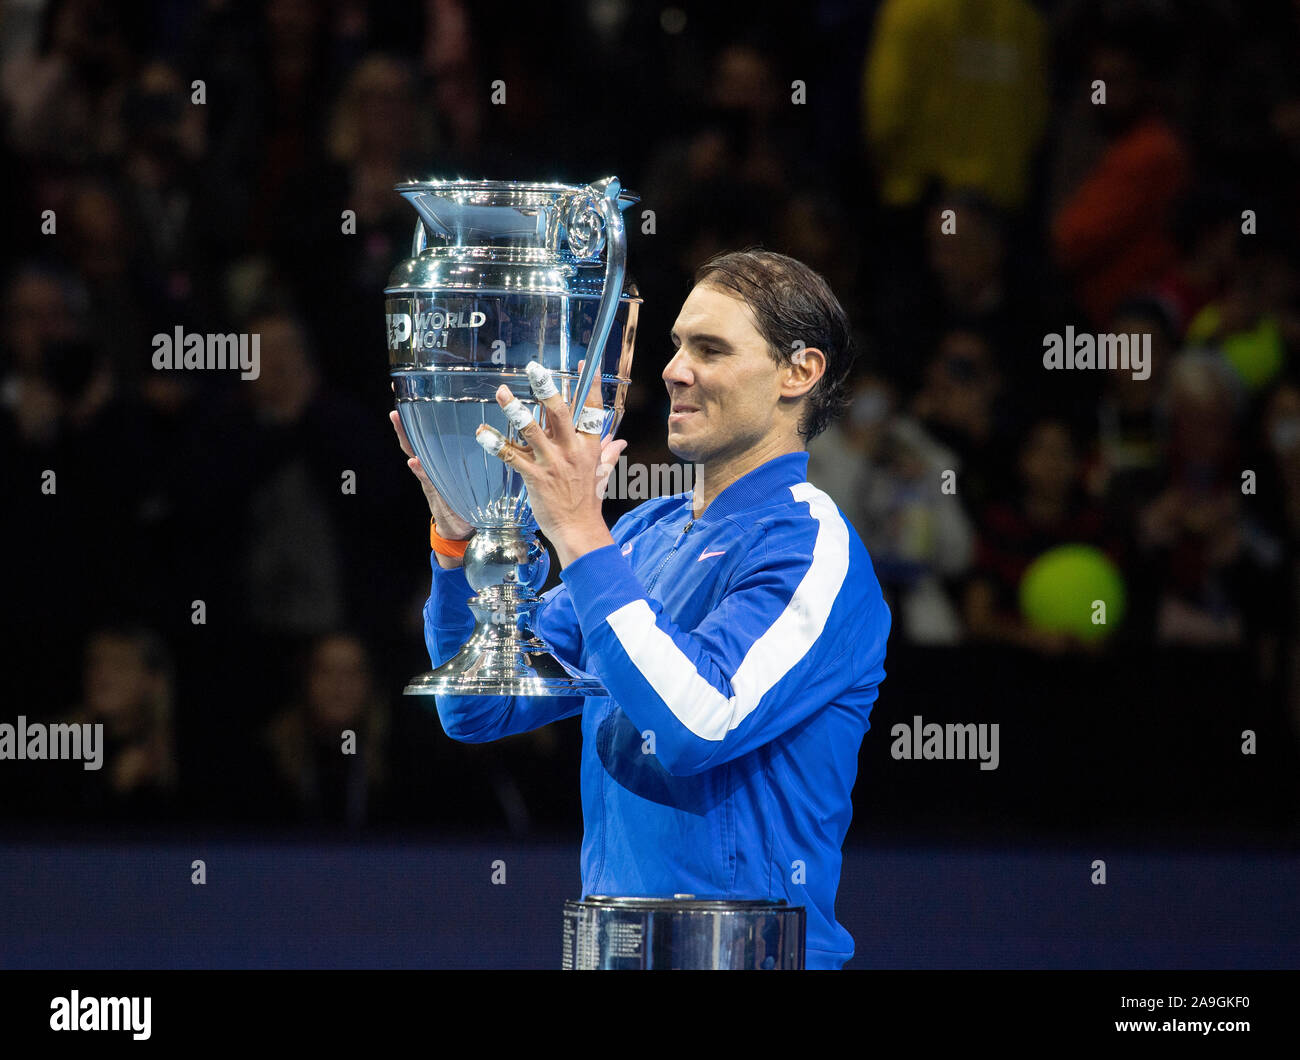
[424, 450, 891, 969]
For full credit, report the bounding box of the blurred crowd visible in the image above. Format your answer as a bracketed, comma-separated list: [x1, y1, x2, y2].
[2, 0, 1298, 830]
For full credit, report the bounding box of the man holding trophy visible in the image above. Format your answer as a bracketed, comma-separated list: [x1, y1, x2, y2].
[386, 178, 890, 969]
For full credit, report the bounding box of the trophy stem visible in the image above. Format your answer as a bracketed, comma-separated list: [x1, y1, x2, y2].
[404, 528, 609, 697]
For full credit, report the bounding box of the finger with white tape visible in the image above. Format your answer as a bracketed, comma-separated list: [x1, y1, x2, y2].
[503, 397, 533, 434]
[526, 361, 559, 400]
[476, 424, 508, 457]
[575, 406, 605, 436]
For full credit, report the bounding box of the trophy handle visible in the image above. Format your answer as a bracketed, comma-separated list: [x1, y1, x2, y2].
[569, 176, 626, 423]
[411, 219, 428, 257]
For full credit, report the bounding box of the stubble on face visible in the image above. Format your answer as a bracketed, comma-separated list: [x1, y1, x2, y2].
[664, 284, 783, 465]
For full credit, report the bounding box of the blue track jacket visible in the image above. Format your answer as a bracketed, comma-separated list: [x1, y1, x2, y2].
[424, 451, 891, 969]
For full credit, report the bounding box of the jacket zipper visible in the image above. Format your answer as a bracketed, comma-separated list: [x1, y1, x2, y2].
[643, 517, 695, 594]
[598, 514, 691, 890]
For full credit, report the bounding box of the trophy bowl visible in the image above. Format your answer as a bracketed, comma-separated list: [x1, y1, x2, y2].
[386, 177, 640, 697]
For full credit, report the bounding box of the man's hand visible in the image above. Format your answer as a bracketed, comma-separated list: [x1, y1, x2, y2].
[390, 409, 475, 568]
[476, 359, 627, 568]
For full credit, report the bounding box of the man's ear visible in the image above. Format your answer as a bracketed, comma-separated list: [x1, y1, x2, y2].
[783, 346, 825, 399]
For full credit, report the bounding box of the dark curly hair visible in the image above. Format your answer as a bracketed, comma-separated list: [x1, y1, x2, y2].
[693, 248, 856, 443]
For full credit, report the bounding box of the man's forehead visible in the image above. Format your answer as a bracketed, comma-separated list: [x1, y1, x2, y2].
[671, 283, 760, 341]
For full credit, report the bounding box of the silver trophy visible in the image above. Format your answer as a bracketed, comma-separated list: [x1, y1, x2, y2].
[386, 177, 640, 697]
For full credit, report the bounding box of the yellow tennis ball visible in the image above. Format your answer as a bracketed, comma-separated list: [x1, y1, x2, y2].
[1019, 544, 1126, 640]
[1223, 315, 1284, 390]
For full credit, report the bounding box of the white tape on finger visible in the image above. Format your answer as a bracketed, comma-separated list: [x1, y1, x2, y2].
[526, 361, 558, 400]
[575, 406, 605, 435]
[476, 424, 507, 456]
[503, 397, 533, 433]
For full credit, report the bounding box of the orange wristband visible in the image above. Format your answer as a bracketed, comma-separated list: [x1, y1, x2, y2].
[430, 518, 470, 558]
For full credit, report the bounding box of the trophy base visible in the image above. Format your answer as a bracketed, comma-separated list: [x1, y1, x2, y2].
[404, 648, 608, 697]
[561, 897, 806, 969]
[405, 530, 610, 697]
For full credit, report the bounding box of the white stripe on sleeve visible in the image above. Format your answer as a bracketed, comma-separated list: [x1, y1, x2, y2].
[603, 483, 850, 742]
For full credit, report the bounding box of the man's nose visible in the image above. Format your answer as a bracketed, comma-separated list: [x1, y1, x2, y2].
[662, 347, 691, 384]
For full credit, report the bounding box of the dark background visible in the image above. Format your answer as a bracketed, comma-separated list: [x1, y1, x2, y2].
[1, 0, 1298, 967]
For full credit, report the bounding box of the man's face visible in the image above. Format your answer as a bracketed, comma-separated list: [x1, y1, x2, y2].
[663, 283, 789, 463]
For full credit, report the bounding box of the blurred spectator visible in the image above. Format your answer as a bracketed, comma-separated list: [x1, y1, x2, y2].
[909, 328, 1015, 516]
[60, 178, 157, 390]
[177, 304, 415, 716]
[964, 417, 1114, 653]
[1183, 230, 1298, 395]
[252, 0, 336, 221]
[1088, 297, 1176, 531]
[1182, 2, 1300, 224]
[260, 632, 391, 827]
[267, 52, 434, 398]
[639, 36, 802, 324]
[117, 59, 216, 331]
[74, 366, 206, 633]
[326, 54, 430, 241]
[926, 191, 1007, 322]
[644, 40, 795, 221]
[60, 626, 179, 821]
[122, 60, 207, 264]
[0, 263, 103, 447]
[0, 0, 138, 166]
[1136, 352, 1284, 646]
[423, 0, 484, 166]
[0, 263, 112, 706]
[1050, 11, 1190, 326]
[774, 192, 860, 320]
[918, 188, 1046, 390]
[1257, 377, 1300, 740]
[809, 371, 974, 644]
[240, 309, 346, 640]
[1149, 182, 1243, 341]
[1259, 378, 1300, 550]
[862, 0, 1048, 213]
